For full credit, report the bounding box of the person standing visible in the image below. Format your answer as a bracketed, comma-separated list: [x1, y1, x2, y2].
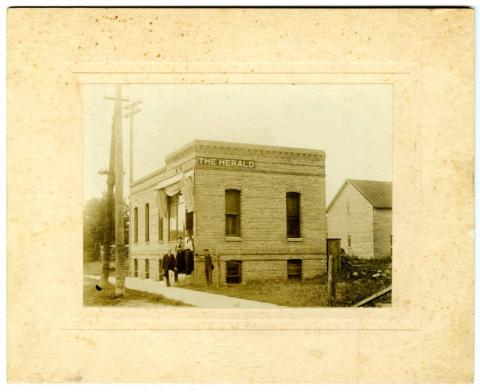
[162, 249, 176, 287]
[204, 248, 214, 285]
[175, 237, 184, 282]
[184, 230, 194, 275]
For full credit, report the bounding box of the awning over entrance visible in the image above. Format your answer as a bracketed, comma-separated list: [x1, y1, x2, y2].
[155, 170, 194, 216]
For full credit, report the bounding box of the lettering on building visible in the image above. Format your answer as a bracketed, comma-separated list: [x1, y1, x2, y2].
[197, 157, 256, 169]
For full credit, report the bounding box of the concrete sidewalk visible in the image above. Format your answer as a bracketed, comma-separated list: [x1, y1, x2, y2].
[85, 274, 283, 308]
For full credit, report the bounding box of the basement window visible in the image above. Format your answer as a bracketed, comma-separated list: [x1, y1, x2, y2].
[287, 259, 302, 281]
[226, 260, 242, 284]
[133, 259, 138, 278]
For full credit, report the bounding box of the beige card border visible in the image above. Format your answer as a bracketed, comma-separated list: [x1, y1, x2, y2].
[64, 62, 419, 332]
[8, 8, 473, 383]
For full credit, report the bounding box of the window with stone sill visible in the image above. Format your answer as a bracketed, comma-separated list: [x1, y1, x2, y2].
[225, 189, 241, 237]
[144, 259, 150, 279]
[145, 203, 150, 243]
[286, 192, 301, 238]
[133, 207, 138, 244]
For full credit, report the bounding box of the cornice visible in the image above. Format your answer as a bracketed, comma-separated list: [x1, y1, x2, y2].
[166, 139, 325, 166]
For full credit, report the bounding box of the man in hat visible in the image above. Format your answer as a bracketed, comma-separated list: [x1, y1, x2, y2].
[162, 248, 176, 287]
[204, 248, 214, 285]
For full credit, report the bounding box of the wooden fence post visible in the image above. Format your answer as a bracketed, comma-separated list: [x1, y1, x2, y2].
[216, 251, 221, 288]
[327, 238, 341, 304]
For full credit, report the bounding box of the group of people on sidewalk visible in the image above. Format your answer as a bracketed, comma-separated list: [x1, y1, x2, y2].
[161, 231, 214, 286]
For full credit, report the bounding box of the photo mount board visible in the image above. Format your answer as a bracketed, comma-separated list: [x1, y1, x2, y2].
[7, 8, 474, 383]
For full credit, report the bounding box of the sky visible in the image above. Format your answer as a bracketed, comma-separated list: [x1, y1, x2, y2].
[83, 83, 392, 205]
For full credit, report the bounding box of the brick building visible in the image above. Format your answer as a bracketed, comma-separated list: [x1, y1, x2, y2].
[129, 140, 327, 285]
[326, 179, 392, 259]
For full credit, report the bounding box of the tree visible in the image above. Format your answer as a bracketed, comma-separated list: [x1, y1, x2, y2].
[83, 196, 106, 263]
[83, 194, 129, 264]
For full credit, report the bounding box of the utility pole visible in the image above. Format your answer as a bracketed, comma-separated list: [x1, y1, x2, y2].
[124, 101, 142, 186]
[113, 85, 126, 296]
[98, 118, 115, 288]
[105, 85, 129, 296]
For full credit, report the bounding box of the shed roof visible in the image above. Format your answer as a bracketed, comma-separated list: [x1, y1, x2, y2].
[327, 179, 392, 212]
[348, 180, 392, 208]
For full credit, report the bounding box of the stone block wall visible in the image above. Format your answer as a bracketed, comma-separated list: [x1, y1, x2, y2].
[129, 140, 328, 285]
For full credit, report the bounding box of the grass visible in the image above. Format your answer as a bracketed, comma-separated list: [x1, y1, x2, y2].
[84, 260, 391, 307]
[83, 261, 103, 276]
[180, 259, 392, 307]
[83, 277, 190, 307]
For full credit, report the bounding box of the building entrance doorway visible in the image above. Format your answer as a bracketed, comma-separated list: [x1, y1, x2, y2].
[186, 211, 194, 234]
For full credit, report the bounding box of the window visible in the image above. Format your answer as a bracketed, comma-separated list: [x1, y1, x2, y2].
[178, 199, 186, 238]
[145, 259, 150, 279]
[225, 189, 241, 237]
[348, 234, 352, 247]
[168, 194, 179, 241]
[133, 259, 138, 277]
[168, 194, 186, 241]
[133, 207, 138, 244]
[226, 260, 242, 284]
[158, 216, 163, 242]
[347, 199, 351, 215]
[186, 211, 194, 234]
[287, 259, 302, 281]
[286, 192, 301, 238]
[145, 203, 150, 242]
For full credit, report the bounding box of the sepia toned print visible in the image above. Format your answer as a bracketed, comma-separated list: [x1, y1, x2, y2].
[7, 7, 473, 383]
[83, 83, 392, 308]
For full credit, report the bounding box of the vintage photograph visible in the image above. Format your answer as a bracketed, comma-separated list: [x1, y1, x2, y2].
[7, 5, 474, 384]
[83, 83, 392, 308]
